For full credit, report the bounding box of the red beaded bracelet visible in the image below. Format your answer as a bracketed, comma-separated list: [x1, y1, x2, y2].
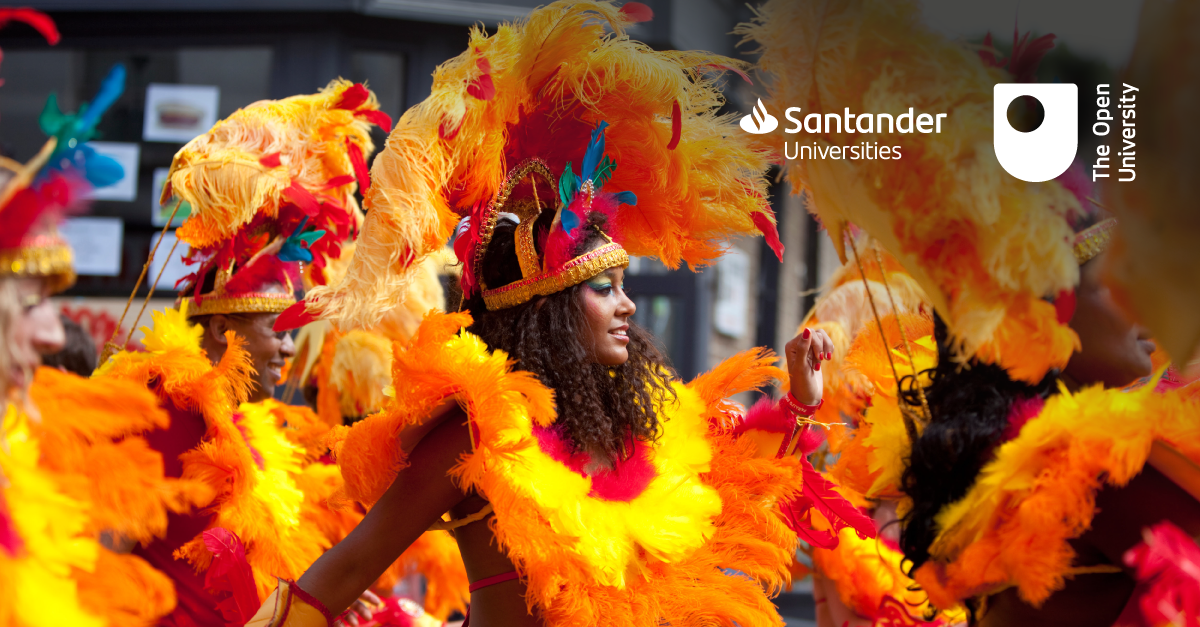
[780, 392, 823, 418]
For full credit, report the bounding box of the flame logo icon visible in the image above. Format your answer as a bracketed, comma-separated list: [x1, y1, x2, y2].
[740, 99, 778, 134]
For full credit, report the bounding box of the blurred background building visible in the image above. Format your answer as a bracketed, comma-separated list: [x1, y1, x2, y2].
[0, 0, 833, 387]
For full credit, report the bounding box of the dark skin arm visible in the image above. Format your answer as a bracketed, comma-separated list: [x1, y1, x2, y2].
[297, 407, 474, 614]
[981, 465, 1200, 627]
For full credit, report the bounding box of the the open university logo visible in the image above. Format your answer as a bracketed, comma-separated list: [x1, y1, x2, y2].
[740, 98, 778, 134]
[993, 83, 1078, 182]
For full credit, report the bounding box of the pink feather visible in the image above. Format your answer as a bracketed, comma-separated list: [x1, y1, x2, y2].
[782, 457, 877, 549]
[202, 528, 260, 625]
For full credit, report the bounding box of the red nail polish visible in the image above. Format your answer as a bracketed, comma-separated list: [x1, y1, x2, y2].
[803, 328, 811, 339]
[826, 352, 832, 360]
[815, 362, 821, 371]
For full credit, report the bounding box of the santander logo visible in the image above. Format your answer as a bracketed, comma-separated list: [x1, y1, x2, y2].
[740, 98, 778, 134]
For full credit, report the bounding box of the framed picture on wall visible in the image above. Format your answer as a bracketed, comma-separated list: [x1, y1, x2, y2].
[143, 84, 220, 143]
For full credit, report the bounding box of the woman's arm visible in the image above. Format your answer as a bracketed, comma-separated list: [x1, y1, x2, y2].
[297, 407, 474, 614]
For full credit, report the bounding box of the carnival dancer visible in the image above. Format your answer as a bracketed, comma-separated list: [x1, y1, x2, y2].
[2, 19, 212, 624]
[95, 79, 391, 626]
[739, 1, 1200, 625]
[246, 2, 879, 626]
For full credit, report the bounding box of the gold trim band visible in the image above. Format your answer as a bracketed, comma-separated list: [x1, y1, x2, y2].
[178, 292, 297, 317]
[0, 243, 75, 293]
[482, 242, 629, 310]
[1073, 218, 1117, 265]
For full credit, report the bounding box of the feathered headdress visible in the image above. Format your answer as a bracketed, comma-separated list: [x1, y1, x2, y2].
[737, 0, 1084, 382]
[0, 59, 126, 294]
[164, 79, 390, 317]
[279, 0, 778, 330]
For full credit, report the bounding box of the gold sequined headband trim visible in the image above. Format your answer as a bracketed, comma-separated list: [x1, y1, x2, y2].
[482, 242, 629, 310]
[1073, 218, 1117, 265]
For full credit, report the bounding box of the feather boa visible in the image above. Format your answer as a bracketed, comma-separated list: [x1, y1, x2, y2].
[95, 304, 326, 600]
[3, 367, 204, 626]
[335, 312, 805, 627]
[914, 380, 1200, 608]
[28, 367, 212, 543]
[1, 406, 104, 627]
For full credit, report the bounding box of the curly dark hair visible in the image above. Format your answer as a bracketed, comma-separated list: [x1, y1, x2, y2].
[898, 313, 1060, 577]
[464, 214, 676, 461]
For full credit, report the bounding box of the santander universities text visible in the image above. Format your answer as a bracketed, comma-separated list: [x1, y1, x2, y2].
[780, 107, 947, 160]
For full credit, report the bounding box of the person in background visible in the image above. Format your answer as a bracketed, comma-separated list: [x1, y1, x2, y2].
[96, 79, 391, 627]
[42, 314, 98, 376]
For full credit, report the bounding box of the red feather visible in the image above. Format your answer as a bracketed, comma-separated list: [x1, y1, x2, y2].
[978, 32, 1001, 68]
[258, 152, 281, 168]
[201, 528, 259, 626]
[0, 9, 60, 44]
[0, 493, 22, 556]
[1009, 30, 1055, 83]
[667, 100, 682, 150]
[320, 174, 357, 191]
[283, 181, 321, 217]
[439, 118, 463, 141]
[734, 398, 793, 435]
[752, 211, 784, 261]
[356, 108, 393, 133]
[275, 300, 319, 332]
[1124, 521, 1200, 627]
[1053, 289, 1076, 325]
[782, 458, 877, 549]
[347, 141, 370, 195]
[618, 2, 654, 23]
[335, 83, 370, 110]
[467, 74, 496, 101]
[224, 255, 297, 295]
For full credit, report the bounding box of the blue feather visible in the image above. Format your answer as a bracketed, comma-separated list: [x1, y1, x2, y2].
[613, 190, 637, 206]
[80, 145, 125, 188]
[560, 207, 581, 234]
[77, 64, 126, 135]
[579, 121, 608, 183]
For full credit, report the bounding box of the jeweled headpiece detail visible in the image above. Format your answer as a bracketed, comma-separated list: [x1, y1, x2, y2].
[463, 123, 633, 310]
[165, 79, 390, 318]
[1072, 218, 1116, 266]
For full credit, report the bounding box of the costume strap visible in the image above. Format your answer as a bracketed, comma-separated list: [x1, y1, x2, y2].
[245, 579, 334, 627]
[469, 570, 521, 592]
[429, 503, 494, 531]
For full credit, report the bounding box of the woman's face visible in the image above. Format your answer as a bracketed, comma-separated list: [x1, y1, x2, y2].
[1064, 253, 1155, 388]
[7, 278, 65, 392]
[579, 266, 636, 366]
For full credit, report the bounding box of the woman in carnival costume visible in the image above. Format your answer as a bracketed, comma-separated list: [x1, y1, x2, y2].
[740, 1, 1200, 625]
[2, 13, 213, 626]
[94, 80, 398, 626]
[252, 2, 871, 625]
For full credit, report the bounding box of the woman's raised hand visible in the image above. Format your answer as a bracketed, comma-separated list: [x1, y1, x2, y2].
[785, 327, 834, 406]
